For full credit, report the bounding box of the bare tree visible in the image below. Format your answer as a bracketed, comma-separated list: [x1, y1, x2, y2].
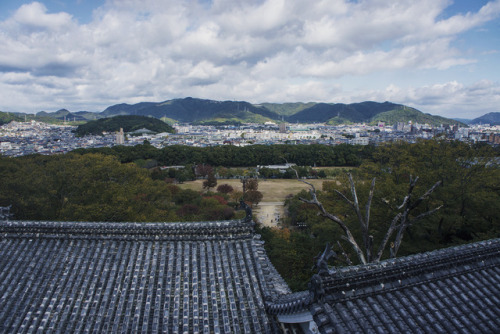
[202, 171, 217, 191]
[297, 172, 441, 265]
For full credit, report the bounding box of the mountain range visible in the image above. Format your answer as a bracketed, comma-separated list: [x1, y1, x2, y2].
[3, 97, 496, 126]
[98, 98, 465, 126]
[455, 112, 500, 126]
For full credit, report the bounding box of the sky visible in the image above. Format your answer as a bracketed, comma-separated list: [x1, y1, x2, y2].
[0, 0, 499, 119]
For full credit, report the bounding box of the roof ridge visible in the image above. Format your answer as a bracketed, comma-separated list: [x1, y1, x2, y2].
[266, 239, 500, 316]
[0, 219, 256, 241]
[317, 238, 500, 295]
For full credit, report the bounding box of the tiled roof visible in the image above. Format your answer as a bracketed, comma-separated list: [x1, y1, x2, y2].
[271, 239, 500, 333]
[3, 217, 499, 333]
[0, 219, 290, 333]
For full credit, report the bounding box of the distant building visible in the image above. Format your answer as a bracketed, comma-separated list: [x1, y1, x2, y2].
[350, 136, 369, 145]
[258, 163, 296, 172]
[394, 122, 405, 131]
[279, 123, 287, 133]
[115, 127, 125, 144]
[489, 132, 500, 145]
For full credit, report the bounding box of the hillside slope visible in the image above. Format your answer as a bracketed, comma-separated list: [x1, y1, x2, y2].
[371, 107, 463, 126]
[4, 98, 465, 126]
[74, 115, 175, 136]
[0, 111, 23, 125]
[36, 109, 90, 122]
[287, 101, 403, 123]
[259, 102, 316, 116]
[101, 97, 279, 123]
[470, 112, 500, 125]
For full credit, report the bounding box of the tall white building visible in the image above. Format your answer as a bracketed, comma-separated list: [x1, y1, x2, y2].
[115, 128, 125, 145]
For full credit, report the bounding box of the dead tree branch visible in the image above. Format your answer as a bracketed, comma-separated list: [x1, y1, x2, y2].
[299, 179, 368, 264]
[392, 179, 442, 256]
[295, 168, 442, 265]
[337, 241, 353, 266]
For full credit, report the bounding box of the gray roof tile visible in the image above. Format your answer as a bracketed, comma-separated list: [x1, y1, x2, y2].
[0, 219, 289, 333]
[305, 239, 500, 333]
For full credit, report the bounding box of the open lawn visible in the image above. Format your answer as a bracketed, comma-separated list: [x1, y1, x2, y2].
[178, 179, 326, 202]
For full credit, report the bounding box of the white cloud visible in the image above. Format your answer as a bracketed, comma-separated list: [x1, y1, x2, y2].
[11, 2, 73, 30]
[0, 0, 499, 118]
[353, 80, 500, 119]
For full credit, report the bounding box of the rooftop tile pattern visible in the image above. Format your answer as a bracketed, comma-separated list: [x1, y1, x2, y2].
[310, 239, 500, 333]
[0, 220, 290, 333]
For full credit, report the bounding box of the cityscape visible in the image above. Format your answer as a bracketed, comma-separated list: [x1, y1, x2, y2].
[1, 119, 499, 157]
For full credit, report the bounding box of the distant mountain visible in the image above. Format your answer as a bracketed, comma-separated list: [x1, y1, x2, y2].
[101, 97, 279, 123]
[0, 111, 23, 125]
[259, 102, 316, 117]
[100, 102, 158, 117]
[36, 109, 90, 122]
[469, 112, 500, 125]
[74, 111, 101, 121]
[287, 101, 400, 124]
[74, 115, 175, 137]
[100, 98, 460, 125]
[370, 107, 464, 126]
[285, 101, 460, 126]
[4, 98, 466, 126]
[453, 118, 472, 124]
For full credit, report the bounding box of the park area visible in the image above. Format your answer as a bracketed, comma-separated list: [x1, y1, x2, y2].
[177, 178, 325, 202]
[178, 178, 326, 226]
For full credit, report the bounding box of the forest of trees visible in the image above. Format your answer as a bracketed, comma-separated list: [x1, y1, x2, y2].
[0, 140, 498, 291]
[0, 153, 242, 222]
[262, 140, 500, 290]
[73, 143, 373, 167]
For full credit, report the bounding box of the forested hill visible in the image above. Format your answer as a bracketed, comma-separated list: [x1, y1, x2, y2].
[0, 111, 23, 126]
[287, 101, 397, 124]
[101, 97, 278, 123]
[3, 98, 464, 125]
[369, 107, 462, 126]
[74, 115, 175, 137]
[470, 112, 500, 125]
[99, 98, 460, 125]
[285, 102, 463, 126]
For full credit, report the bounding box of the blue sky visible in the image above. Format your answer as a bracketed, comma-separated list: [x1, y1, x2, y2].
[0, 0, 499, 119]
[0, 0, 103, 23]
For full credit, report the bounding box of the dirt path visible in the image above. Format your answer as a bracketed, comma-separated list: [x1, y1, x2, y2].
[253, 202, 285, 227]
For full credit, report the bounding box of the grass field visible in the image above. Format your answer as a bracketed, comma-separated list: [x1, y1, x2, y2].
[178, 178, 326, 202]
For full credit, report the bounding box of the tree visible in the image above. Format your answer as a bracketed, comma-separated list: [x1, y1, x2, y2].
[246, 178, 259, 191]
[257, 225, 320, 291]
[177, 204, 200, 217]
[230, 191, 244, 204]
[203, 172, 217, 191]
[217, 166, 230, 178]
[298, 173, 441, 264]
[195, 164, 213, 178]
[243, 190, 263, 206]
[258, 167, 276, 179]
[0, 153, 180, 222]
[173, 189, 201, 205]
[359, 140, 500, 245]
[217, 184, 234, 194]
